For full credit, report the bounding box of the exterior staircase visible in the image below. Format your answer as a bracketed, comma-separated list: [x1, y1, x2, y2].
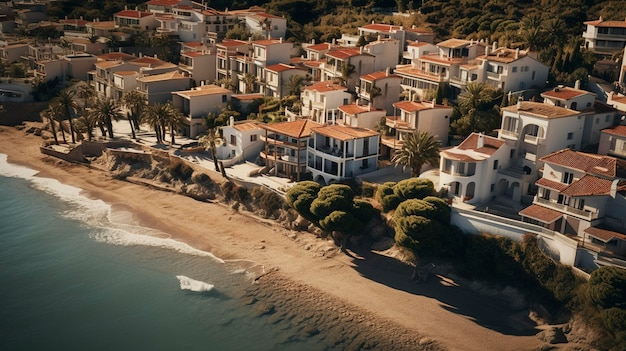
[498, 158, 528, 179]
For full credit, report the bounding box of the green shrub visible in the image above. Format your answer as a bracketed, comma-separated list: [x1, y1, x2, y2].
[360, 181, 377, 198]
[587, 266, 626, 309]
[375, 181, 400, 212]
[393, 178, 436, 202]
[602, 307, 626, 335]
[285, 181, 321, 222]
[422, 196, 451, 224]
[310, 184, 354, 218]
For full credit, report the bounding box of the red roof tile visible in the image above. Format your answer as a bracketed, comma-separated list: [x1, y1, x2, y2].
[393, 100, 430, 112]
[115, 10, 153, 18]
[457, 132, 505, 154]
[541, 87, 592, 100]
[307, 43, 332, 51]
[502, 101, 580, 119]
[305, 82, 347, 93]
[584, 19, 626, 28]
[326, 48, 363, 60]
[519, 204, 562, 223]
[265, 63, 297, 72]
[584, 226, 626, 242]
[561, 175, 614, 197]
[261, 119, 322, 138]
[312, 124, 378, 141]
[360, 71, 398, 81]
[602, 125, 626, 137]
[338, 104, 381, 115]
[541, 149, 616, 178]
[536, 177, 570, 191]
[147, 0, 182, 5]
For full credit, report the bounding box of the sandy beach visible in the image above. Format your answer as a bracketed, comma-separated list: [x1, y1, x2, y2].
[0, 123, 549, 351]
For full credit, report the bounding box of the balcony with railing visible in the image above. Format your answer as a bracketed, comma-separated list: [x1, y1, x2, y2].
[523, 133, 545, 145]
[260, 150, 306, 164]
[499, 129, 518, 139]
[486, 71, 501, 80]
[534, 196, 597, 220]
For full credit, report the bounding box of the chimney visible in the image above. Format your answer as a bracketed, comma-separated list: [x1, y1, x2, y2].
[431, 98, 436, 107]
[477, 133, 484, 148]
[311, 38, 315, 44]
[229, 116, 234, 127]
[124, 5, 127, 10]
[385, 67, 390, 76]
[517, 96, 523, 109]
[515, 48, 519, 59]
[485, 46, 489, 56]
[574, 79, 581, 90]
[492, 41, 497, 52]
[279, 37, 283, 43]
[360, 46, 363, 54]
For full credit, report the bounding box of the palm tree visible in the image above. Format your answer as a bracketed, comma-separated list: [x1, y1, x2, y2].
[41, 106, 59, 145]
[241, 73, 257, 94]
[339, 62, 356, 88]
[458, 82, 493, 133]
[286, 75, 305, 98]
[391, 131, 441, 177]
[75, 107, 99, 142]
[199, 127, 221, 171]
[121, 91, 146, 139]
[91, 98, 123, 139]
[55, 89, 79, 144]
[164, 103, 184, 145]
[142, 102, 172, 144]
[48, 102, 67, 144]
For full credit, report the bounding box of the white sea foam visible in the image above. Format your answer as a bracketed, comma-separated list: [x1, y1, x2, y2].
[1, 153, 225, 264]
[92, 228, 225, 263]
[176, 275, 215, 292]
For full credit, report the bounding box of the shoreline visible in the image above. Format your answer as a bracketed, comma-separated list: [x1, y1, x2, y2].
[0, 124, 549, 351]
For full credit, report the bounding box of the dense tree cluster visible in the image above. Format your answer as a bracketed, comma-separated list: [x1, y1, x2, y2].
[376, 178, 436, 212]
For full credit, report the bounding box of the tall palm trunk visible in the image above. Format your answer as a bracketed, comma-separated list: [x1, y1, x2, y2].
[170, 122, 176, 145]
[67, 113, 76, 144]
[48, 115, 59, 145]
[126, 112, 136, 139]
[106, 117, 114, 138]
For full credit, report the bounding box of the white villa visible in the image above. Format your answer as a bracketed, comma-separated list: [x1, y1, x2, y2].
[307, 124, 380, 184]
[172, 84, 232, 138]
[301, 81, 352, 124]
[216, 118, 265, 165]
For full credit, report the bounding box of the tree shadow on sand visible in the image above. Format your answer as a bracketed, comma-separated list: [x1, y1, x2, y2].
[348, 249, 539, 337]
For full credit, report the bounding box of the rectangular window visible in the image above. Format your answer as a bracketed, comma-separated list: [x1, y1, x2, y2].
[606, 115, 611, 122]
[567, 132, 574, 140]
[493, 160, 499, 170]
[250, 135, 257, 142]
[230, 135, 236, 146]
[563, 172, 574, 184]
[512, 67, 517, 73]
[490, 184, 495, 192]
[532, 71, 536, 80]
[222, 95, 227, 103]
[575, 198, 585, 210]
[542, 188, 551, 200]
[596, 118, 599, 124]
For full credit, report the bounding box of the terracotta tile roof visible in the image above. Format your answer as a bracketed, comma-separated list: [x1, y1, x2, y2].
[584, 226, 626, 242]
[130, 56, 166, 67]
[436, 38, 471, 49]
[584, 19, 626, 28]
[611, 94, 626, 104]
[261, 119, 322, 138]
[265, 63, 297, 72]
[519, 204, 562, 223]
[326, 48, 364, 60]
[561, 175, 614, 196]
[602, 125, 626, 137]
[307, 43, 332, 51]
[457, 132, 505, 154]
[252, 39, 283, 46]
[305, 81, 347, 93]
[360, 71, 398, 81]
[303, 60, 323, 68]
[502, 101, 580, 119]
[233, 121, 263, 132]
[541, 87, 592, 100]
[393, 100, 430, 112]
[217, 39, 248, 48]
[338, 104, 381, 115]
[115, 10, 153, 18]
[183, 41, 204, 47]
[183, 51, 204, 57]
[138, 71, 187, 83]
[536, 177, 570, 191]
[174, 84, 230, 97]
[113, 70, 138, 76]
[312, 124, 378, 141]
[481, 48, 529, 63]
[95, 60, 123, 69]
[540, 149, 616, 178]
[98, 52, 136, 61]
[439, 150, 483, 161]
[360, 24, 401, 32]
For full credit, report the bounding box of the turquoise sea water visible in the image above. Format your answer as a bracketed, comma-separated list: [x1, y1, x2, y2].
[0, 154, 320, 351]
